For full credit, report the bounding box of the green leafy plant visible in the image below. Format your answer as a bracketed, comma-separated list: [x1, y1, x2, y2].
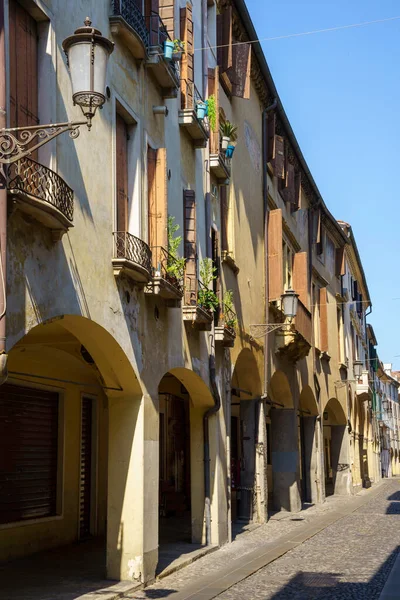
[198, 258, 219, 312]
[220, 120, 238, 142]
[173, 39, 185, 53]
[166, 216, 185, 280]
[222, 290, 237, 330]
[207, 95, 217, 132]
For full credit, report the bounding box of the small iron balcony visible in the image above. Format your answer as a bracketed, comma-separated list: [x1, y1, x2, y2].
[182, 276, 213, 330]
[145, 246, 184, 302]
[179, 81, 210, 148]
[112, 231, 152, 284]
[7, 157, 74, 241]
[110, 0, 149, 59]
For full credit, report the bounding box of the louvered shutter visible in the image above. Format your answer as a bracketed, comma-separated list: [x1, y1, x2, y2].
[220, 186, 229, 252]
[217, 6, 233, 73]
[231, 43, 251, 99]
[145, 0, 160, 46]
[273, 135, 285, 179]
[294, 172, 301, 210]
[267, 112, 276, 163]
[0, 384, 59, 525]
[293, 252, 308, 308]
[79, 397, 92, 540]
[184, 190, 197, 304]
[116, 114, 129, 232]
[268, 209, 283, 301]
[208, 67, 220, 153]
[180, 3, 194, 109]
[280, 162, 296, 204]
[319, 287, 329, 352]
[148, 147, 167, 251]
[159, 0, 174, 39]
[335, 246, 346, 278]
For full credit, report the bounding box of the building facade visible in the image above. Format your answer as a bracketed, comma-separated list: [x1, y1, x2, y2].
[0, 0, 396, 586]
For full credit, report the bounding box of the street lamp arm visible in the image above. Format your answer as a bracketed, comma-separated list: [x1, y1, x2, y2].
[249, 322, 293, 339]
[0, 119, 88, 173]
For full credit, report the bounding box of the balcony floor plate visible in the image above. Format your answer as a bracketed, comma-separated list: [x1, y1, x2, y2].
[182, 305, 213, 330]
[145, 276, 183, 300]
[215, 325, 236, 347]
[109, 16, 147, 59]
[112, 257, 151, 284]
[178, 109, 209, 147]
[146, 53, 180, 98]
[210, 154, 231, 182]
[9, 189, 73, 241]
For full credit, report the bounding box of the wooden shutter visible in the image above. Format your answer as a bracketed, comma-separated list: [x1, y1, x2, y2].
[268, 209, 283, 301]
[145, 0, 160, 46]
[220, 185, 229, 252]
[116, 114, 128, 232]
[212, 229, 221, 323]
[319, 287, 329, 352]
[217, 6, 233, 73]
[280, 162, 296, 204]
[180, 3, 194, 109]
[335, 246, 346, 277]
[184, 190, 197, 304]
[148, 147, 167, 251]
[159, 0, 174, 40]
[273, 135, 285, 179]
[293, 252, 308, 308]
[208, 67, 220, 153]
[267, 112, 276, 163]
[0, 384, 58, 525]
[79, 397, 93, 540]
[294, 172, 301, 210]
[231, 43, 251, 99]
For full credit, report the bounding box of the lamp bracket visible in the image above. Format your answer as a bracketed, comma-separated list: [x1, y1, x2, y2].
[0, 119, 88, 178]
[249, 322, 293, 340]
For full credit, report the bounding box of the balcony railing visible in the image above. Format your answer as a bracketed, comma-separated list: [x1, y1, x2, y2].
[219, 305, 237, 334]
[181, 80, 209, 125]
[151, 246, 183, 295]
[113, 231, 152, 280]
[182, 275, 213, 330]
[294, 299, 312, 346]
[111, 0, 149, 50]
[7, 157, 74, 222]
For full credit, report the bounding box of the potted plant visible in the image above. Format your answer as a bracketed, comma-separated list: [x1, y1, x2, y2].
[207, 94, 217, 132]
[164, 39, 175, 60]
[166, 216, 185, 283]
[225, 144, 235, 159]
[220, 121, 237, 150]
[198, 258, 219, 312]
[172, 39, 185, 61]
[196, 101, 207, 121]
[223, 290, 237, 330]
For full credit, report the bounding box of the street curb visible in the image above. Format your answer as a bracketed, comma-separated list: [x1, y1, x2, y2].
[157, 545, 219, 580]
[379, 549, 400, 599]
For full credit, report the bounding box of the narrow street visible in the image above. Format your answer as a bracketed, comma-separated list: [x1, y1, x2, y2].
[129, 479, 400, 600]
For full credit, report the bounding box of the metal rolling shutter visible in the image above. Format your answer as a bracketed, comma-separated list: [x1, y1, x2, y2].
[79, 397, 93, 539]
[0, 384, 59, 524]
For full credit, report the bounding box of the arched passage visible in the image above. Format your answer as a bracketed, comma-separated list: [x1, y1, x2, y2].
[230, 350, 263, 524]
[298, 386, 319, 504]
[323, 397, 351, 497]
[2, 316, 144, 581]
[268, 371, 301, 513]
[157, 368, 215, 570]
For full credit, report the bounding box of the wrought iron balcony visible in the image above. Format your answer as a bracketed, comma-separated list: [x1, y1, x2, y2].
[145, 246, 183, 301]
[215, 304, 237, 347]
[110, 0, 149, 59]
[179, 81, 210, 148]
[182, 276, 213, 330]
[7, 157, 74, 241]
[146, 13, 180, 98]
[112, 231, 152, 284]
[210, 130, 231, 183]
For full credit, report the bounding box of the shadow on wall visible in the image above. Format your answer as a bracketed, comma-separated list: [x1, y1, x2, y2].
[269, 545, 400, 599]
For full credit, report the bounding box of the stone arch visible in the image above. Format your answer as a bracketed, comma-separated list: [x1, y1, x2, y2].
[324, 397, 347, 425]
[299, 385, 319, 416]
[269, 370, 293, 408]
[232, 348, 262, 398]
[323, 397, 351, 497]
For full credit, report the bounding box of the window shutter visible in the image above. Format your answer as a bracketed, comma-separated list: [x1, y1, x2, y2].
[231, 43, 251, 99]
[116, 114, 129, 232]
[184, 189, 197, 304]
[353, 280, 358, 302]
[316, 220, 324, 256]
[148, 147, 167, 250]
[293, 252, 308, 308]
[208, 67, 220, 153]
[267, 112, 276, 163]
[146, 0, 160, 46]
[268, 209, 283, 301]
[335, 246, 346, 277]
[159, 0, 174, 40]
[180, 3, 194, 108]
[0, 384, 59, 524]
[273, 135, 285, 179]
[220, 185, 229, 252]
[294, 172, 301, 210]
[319, 287, 329, 352]
[280, 162, 296, 204]
[217, 6, 233, 73]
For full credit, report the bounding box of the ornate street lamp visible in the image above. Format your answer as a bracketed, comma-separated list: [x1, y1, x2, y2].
[249, 289, 300, 338]
[353, 360, 363, 380]
[0, 18, 113, 177]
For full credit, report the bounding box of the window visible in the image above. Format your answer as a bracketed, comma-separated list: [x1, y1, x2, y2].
[183, 189, 196, 304]
[312, 283, 320, 349]
[0, 384, 60, 524]
[282, 241, 293, 291]
[337, 306, 344, 364]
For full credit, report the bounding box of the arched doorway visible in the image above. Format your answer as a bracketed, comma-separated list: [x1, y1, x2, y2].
[230, 349, 263, 525]
[323, 397, 350, 497]
[1, 315, 143, 582]
[157, 368, 215, 569]
[268, 371, 301, 512]
[298, 386, 319, 504]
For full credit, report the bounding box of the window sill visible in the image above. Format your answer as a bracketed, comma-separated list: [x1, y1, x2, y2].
[222, 251, 239, 275]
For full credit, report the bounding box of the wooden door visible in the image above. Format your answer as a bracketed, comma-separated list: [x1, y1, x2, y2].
[116, 114, 128, 232]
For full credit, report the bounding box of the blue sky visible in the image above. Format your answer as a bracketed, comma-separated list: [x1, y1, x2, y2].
[245, 0, 400, 368]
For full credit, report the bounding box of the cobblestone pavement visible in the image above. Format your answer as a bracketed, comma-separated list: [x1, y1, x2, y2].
[129, 479, 400, 599]
[216, 479, 400, 599]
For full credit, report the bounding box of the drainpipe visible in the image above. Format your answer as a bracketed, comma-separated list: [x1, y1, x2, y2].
[203, 353, 221, 545]
[261, 98, 277, 398]
[0, 0, 8, 385]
